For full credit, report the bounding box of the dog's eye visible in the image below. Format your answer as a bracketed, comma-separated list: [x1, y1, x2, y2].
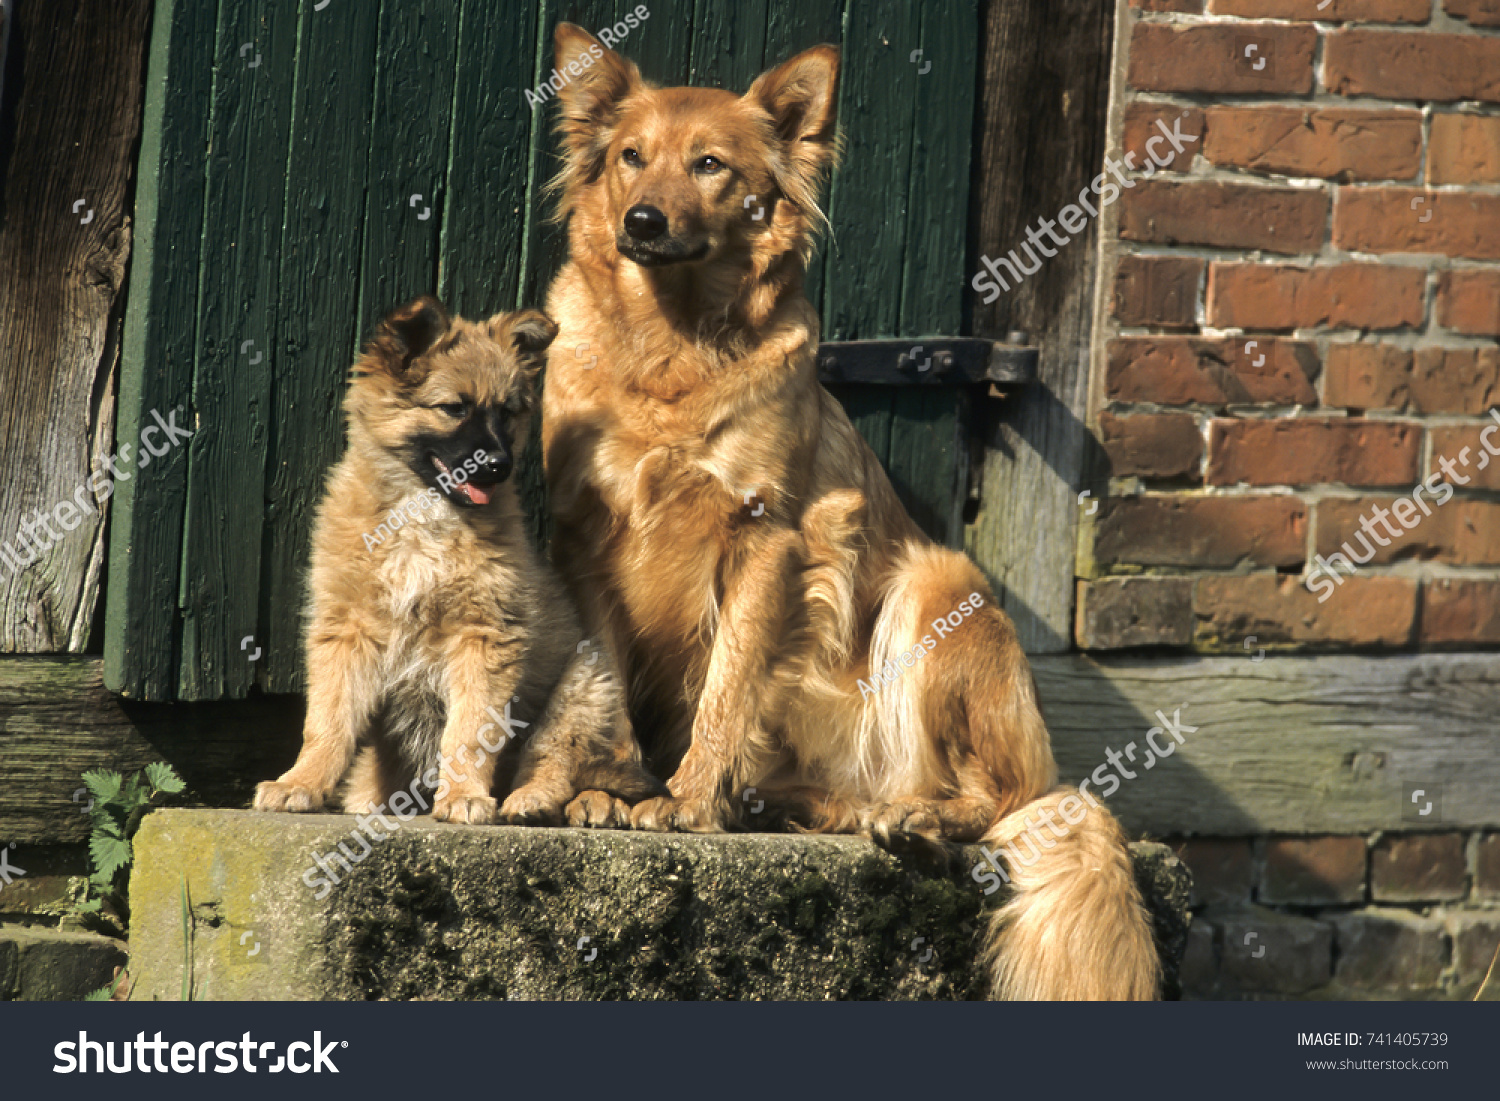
[695, 155, 724, 175]
[622, 147, 643, 167]
[437, 402, 468, 419]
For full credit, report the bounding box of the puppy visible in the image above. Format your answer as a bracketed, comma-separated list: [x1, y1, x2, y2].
[539, 25, 1159, 999]
[254, 296, 663, 827]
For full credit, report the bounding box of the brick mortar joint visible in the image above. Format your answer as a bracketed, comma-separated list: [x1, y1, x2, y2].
[1132, 8, 1500, 38]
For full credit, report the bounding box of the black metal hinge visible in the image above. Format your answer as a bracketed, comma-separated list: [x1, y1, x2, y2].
[815, 337, 1038, 387]
[813, 336, 1039, 549]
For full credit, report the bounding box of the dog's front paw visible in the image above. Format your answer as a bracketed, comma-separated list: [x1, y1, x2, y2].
[432, 793, 498, 825]
[253, 780, 327, 813]
[565, 790, 632, 829]
[861, 799, 943, 849]
[629, 796, 725, 833]
[499, 785, 565, 826]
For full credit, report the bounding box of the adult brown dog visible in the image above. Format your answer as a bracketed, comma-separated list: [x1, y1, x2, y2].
[254, 297, 662, 828]
[540, 24, 1158, 999]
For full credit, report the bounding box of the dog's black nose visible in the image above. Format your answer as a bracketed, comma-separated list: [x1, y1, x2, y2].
[624, 204, 668, 241]
[476, 453, 513, 483]
[474, 450, 516, 483]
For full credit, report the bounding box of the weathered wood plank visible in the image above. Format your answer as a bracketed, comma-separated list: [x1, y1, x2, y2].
[6, 653, 1497, 844]
[439, 0, 543, 318]
[886, 389, 962, 546]
[0, 0, 151, 653]
[260, 0, 384, 694]
[176, 0, 298, 700]
[689, 0, 768, 91]
[826, 383, 894, 478]
[1035, 653, 1500, 837]
[899, 0, 978, 338]
[105, 0, 220, 698]
[762, 0, 843, 317]
[354, 0, 461, 341]
[963, 0, 1115, 653]
[0, 658, 302, 845]
[627, 0, 695, 86]
[822, 0, 919, 342]
[0, 1, 10, 117]
[816, 1, 913, 534]
[835, 2, 978, 548]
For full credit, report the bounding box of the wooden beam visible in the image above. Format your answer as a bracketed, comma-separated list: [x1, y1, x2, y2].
[964, 0, 1116, 653]
[0, 657, 302, 845]
[0, 0, 152, 651]
[173, 0, 300, 701]
[5, 653, 1496, 845]
[1034, 652, 1500, 837]
[104, 0, 217, 699]
[260, 1, 384, 696]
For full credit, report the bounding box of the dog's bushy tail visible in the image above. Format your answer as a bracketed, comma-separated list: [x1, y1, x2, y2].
[978, 789, 1159, 1000]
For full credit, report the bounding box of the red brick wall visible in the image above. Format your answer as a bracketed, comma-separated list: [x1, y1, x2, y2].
[1170, 831, 1500, 997]
[1082, 0, 1500, 652]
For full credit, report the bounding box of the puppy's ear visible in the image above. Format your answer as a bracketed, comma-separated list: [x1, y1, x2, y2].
[550, 23, 642, 214]
[363, 296, 449, 377]
[745, 46, 840, 224]
[487, 309, 558, 375]
[509, 310, 560, 358]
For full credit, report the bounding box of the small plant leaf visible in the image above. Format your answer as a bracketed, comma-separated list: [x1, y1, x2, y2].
[145, 762, 186, 794]
[82, 770, 122, 804]
[119, 775, 146, 813]
[88, 834, 132, 885]
[181, 877, 194, 1002]
[70, 764, 187, 938]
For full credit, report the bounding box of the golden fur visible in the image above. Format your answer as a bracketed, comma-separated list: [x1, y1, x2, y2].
[254, 297, 662, 827]
[540, 24, 1160, 999]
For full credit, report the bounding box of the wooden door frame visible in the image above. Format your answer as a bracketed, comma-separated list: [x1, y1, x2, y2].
[964, 0, 1116, 654]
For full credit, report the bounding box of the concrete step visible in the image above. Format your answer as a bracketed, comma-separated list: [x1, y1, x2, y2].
[128, 808, 1190, 1000]
[0, 925, 126, 1001]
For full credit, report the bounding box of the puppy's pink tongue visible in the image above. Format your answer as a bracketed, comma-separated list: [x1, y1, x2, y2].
[460, 481, 491, 505]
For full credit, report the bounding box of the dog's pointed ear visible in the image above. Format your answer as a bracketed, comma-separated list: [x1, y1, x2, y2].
[383, 296, 448, 355]
[551, 23, 641, 202]
[488, 309, 558, 373]
[746, 45, 839, 153]
[363, 296, 449, 377]
[745, 46, 839, 228]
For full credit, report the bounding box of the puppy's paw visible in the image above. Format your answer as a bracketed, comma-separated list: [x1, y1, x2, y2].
[629, 796, 725, 833]
[861, 799, 943, 849]
[565, 790, 631, 829]
[432, 793, 498, 825]
[499, 785, 565, 826]
[253, 780, 327, 813]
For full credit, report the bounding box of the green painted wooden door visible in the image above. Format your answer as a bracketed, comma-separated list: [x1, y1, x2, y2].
[106, 0, 980, 700]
